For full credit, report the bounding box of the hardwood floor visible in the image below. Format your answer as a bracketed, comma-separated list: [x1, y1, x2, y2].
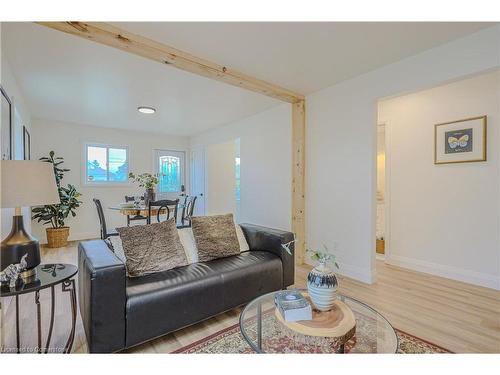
[1, 242, 499, 353]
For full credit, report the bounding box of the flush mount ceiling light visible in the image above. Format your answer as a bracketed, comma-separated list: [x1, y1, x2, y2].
[137, 106, 156, 114]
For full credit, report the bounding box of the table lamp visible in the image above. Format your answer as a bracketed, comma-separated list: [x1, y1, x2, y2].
[1, 160, 60, 280]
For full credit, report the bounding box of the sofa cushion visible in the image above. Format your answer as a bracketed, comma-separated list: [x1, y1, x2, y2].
[116, 219, 188, 277]
[125, 250, 283, 347]
[191, 214, 240, 262]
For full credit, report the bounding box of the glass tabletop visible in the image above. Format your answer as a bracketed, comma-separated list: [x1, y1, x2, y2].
[108, 203, 185, 210]
[239, 290, 398, 353]
[1, 264, 78, 297]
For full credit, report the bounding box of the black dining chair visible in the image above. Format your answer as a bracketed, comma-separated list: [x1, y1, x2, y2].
[147, 199, 179, 224]
[124, 195, 147, 226]
[93, 198, 119, 240]
[180, 195, 197, 227]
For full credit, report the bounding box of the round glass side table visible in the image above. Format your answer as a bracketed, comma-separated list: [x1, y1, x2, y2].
[1, 263, 78, 354]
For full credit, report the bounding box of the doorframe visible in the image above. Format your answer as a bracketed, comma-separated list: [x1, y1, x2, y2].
[378, 122, 392, 263]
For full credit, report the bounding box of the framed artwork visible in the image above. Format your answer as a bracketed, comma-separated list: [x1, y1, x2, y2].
[434, 116, 487, 164]
[23, 126, 31, 160]
[1, 85, 12, 160]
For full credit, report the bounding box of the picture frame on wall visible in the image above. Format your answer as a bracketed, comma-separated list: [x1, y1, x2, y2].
[23, 125, 31, 160]
[1, 85, 13, 160]
[434, 116, 487, 164]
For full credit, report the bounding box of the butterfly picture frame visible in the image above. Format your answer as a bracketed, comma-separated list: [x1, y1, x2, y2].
[434, 116, 487, 164]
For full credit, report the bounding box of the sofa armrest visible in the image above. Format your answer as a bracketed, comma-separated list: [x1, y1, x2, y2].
[239, 224, 295, 288]
[78, 240, 126, 353]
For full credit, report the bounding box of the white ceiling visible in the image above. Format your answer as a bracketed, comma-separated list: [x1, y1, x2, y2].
[2, 23, 279, 136]
[2, 22, 495, 136]
[114, 22, 494, 94]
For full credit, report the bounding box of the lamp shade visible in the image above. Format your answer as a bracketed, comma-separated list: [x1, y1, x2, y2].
[1, 160, 60, 208]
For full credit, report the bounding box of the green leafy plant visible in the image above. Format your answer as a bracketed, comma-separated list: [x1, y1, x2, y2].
[32, 151, 82, 228]
[307, 245, 340, 269]
[128, 172, 159, 190]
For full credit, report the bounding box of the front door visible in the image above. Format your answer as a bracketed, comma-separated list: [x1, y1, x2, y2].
[153, 149, 185, 200]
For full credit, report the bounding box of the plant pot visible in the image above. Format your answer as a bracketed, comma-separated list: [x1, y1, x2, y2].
[307, 262, 339, 311]
[46, 227, 70, 248]
[144, 188, 156, 206]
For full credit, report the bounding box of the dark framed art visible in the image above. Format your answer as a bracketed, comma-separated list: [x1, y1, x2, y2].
[23, 125, 31, 160]
[434, 116, 487, 165]
[1, 85, 13, 160]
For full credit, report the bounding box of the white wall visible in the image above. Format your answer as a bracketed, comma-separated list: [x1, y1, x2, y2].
[1, 55, 33, 239]
[31, 119, 190, 242]
[376, 127, 385, 239]
[378, 70, 500, 289]
[306, 25, 500, 286]
[376, 128, 385, 201]
[191, 104, 292, 231]
[206, 140, 236, 215]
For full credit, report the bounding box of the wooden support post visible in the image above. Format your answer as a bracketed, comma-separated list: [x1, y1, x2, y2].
[292, 100, 306, 265]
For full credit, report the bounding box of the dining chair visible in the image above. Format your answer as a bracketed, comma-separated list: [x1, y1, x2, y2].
[93, 198, 119, 240]
[124, 195, 147, 226]
[180, 195, 197, 227]
[147, 199, 179, 224]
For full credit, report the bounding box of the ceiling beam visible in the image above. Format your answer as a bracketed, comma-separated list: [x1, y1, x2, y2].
[36, 22, 304, 103]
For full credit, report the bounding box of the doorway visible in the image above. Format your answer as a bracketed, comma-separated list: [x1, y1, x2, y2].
[153, 149, 185, 200]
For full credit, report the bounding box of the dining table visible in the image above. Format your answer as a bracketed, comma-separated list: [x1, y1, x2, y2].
[108, 203, 185, 218]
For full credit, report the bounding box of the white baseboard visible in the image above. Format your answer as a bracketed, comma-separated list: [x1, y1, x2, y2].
[305, 259, 376, 284]
[68, 231, 99, 242]
[386, 254, 500, 290]
[38, 231, 99, 245]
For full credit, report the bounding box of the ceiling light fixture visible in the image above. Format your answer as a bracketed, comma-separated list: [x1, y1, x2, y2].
[137, 106, 156, 114]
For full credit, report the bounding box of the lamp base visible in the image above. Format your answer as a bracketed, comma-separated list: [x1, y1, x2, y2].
[0, 215, 41, 276]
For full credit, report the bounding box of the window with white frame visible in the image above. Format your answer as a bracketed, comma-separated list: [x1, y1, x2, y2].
[85, 144, 129, 184]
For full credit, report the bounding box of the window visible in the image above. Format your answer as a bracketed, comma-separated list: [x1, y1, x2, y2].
[85, 144, 129, 184]
[234, 138, 241, 221]
[235, 157, 240, 201]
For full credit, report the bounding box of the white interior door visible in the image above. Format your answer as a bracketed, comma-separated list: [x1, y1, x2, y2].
[153, 149, 185, 200]
[205, 141, 236, 216]
[190, 148, 206, 215]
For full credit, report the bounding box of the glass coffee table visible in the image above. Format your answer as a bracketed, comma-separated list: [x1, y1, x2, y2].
[239, 290, 398, 353]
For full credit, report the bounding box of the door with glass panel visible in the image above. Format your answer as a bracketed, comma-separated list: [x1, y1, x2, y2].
[153, 149, 185, 200]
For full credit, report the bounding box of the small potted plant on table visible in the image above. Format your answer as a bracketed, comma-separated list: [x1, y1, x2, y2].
[128, 172, 159, 205]
[32, 151, 82, 248]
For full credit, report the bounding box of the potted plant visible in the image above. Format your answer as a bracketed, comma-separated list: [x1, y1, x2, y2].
[128, 172, 159, 205]
[32, 151, 82, 248]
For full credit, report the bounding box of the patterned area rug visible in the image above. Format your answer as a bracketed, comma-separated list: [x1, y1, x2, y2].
[173, 322, 452, 354]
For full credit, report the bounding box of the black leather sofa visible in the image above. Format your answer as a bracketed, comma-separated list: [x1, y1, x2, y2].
[78, 223, 295, 353]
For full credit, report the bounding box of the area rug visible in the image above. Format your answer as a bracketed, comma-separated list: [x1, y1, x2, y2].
[173, 322, 452, 354]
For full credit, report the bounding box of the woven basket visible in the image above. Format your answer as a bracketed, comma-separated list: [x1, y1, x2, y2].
[46, 227, 70, 248]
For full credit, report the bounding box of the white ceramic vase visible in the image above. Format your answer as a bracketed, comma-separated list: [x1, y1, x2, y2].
[307, 261, 339, 312]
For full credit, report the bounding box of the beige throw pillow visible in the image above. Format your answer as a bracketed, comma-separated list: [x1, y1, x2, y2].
[116, 218, 188, 277]
[191, 214, 240, 262]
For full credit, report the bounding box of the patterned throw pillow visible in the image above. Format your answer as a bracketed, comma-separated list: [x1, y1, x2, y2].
[191, 214, 241, 262]
[116, 218, 188, 277]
